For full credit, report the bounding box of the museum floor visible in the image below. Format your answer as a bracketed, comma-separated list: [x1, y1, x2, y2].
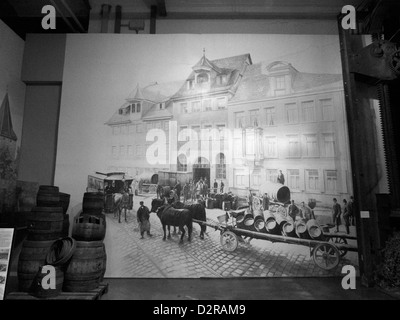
[4, 218, 398, 300]
[4, 274, 397, 300]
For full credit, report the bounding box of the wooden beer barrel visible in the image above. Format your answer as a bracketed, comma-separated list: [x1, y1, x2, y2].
[253, 210, 266, 232]
[222, 200, 231, 211]
[206, 198, 214, 209]
[282, 221, 297, 238]
[63, 241, 105, 292]
[243, 212, 255, 230]
[59, 192, 71, 214]
[36, 185, 60, 207]
[295, 219, 311, 239]
[100, 246, 107, 282]
[62, 214, 70, 237]
[274, 215, 288, 234]
[28, 207, 64, 241]
[17, 240, 55, 292]
[82, 192, 104, 215]
[306, 219, 323, 240]
[31, 265, 64, 298]
[72, 214, 106, 241]
[263, 212, 279, 234]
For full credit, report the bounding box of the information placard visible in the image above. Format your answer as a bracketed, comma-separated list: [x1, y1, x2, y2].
[0, 228, 14, 300]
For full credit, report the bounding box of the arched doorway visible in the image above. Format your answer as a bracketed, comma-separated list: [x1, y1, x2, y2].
[150, 174, 158, 184]
[192, 157, 210, 183]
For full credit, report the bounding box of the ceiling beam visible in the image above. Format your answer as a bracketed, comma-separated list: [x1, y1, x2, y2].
[156, 0, 167, 17]
[142, 0, 167, 17]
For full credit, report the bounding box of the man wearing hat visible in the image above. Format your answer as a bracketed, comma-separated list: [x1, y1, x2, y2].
[137, 201, 152, 238]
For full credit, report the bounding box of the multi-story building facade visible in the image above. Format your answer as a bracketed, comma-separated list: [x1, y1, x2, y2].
[169, 52, 252, 185]
[227, 61, 352, 205]
[105, 54, 351, 206]
[105, 84, 173, 182]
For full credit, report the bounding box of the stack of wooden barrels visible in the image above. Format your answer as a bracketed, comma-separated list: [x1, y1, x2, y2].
[65, 192, 107, 292]
[17, 185, 72, 296]
[235, 207, 324, 240]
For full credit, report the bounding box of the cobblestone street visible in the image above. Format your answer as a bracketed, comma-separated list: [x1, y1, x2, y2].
[104, 195, 359, 278]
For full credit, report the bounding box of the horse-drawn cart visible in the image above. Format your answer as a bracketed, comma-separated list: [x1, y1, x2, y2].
[193, 213, 358, 271]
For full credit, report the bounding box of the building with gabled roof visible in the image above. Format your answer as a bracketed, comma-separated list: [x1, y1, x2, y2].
[0, 93, 18, 158]
[104, 53, 351, 207]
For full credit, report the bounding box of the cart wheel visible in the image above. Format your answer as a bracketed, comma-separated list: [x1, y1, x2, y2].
[313, 243, 340, 271]
[220, 231, 239, 252]
[329, 237, 348, 257]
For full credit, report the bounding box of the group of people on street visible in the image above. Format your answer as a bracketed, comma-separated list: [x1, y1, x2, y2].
[287, 200, 316, 223]
[332, 196, 355, 234]
[174, 178, 225, 203]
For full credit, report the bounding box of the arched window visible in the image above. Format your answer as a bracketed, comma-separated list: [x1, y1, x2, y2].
[177, 154, 187, 172]
[197, 72, 209, 84]
[216, 153, 226, 179]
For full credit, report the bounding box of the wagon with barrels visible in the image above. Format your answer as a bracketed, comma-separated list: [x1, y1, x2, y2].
[194, 182, 358, 271]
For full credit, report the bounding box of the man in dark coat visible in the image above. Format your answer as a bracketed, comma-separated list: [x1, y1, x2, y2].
[277, 170, 285, 185]
[262, 193, 270, 211]
[183, 182, 190, 203]
[332, 198, 342, 233]
[288, 200, 300, 222]
[213, 179, 218, 194]
[174, 181, 182, 202]
[343, 199, 350, 234]
[137, 201, 153, 238]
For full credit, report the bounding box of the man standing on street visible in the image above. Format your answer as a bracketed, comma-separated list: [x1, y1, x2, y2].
[174, 180, 182, 202]
[343, 199, 350, 235]
[213, 179, 218, 194]
[137, 201, 153, 239]
[332, 198, 342, 233]
[300, 201, 315, 222]
[288, 200, 300, 222]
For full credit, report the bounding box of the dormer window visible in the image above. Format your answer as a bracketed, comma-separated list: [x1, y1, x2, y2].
[217, 75, 227, 85]
[275, 76, 286, 96]
[197, 72, 209, 84]
[159, 103, 165, 110]
[187, 80, 194, 90]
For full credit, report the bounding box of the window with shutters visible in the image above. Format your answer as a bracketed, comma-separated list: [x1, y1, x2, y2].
[287, 135, 300, 157]
[325, 170, 337, 193]
[301, 100, 315, 122]
[235, 112, 245, 128]
[265, 107, 276, 126]
[264, 136, 278, 158]
[288, 169, 300, 190]
[320, 99, 334, 121]
[285, 103, 298, 124]
[304, 134, 319, 157]
[306, 169, 319, 191]
[323, 133, 335, 157]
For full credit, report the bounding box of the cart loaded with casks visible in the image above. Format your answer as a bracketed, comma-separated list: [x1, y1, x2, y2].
[193, 182, 358, 271]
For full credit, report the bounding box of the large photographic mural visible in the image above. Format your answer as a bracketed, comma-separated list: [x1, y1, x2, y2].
[55, 34, 358, 278]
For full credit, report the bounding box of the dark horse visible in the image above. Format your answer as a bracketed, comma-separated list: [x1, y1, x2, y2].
[151, 199, 207, 239]
[156, 204, 192, 243]
[173, 201, 207, 239]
